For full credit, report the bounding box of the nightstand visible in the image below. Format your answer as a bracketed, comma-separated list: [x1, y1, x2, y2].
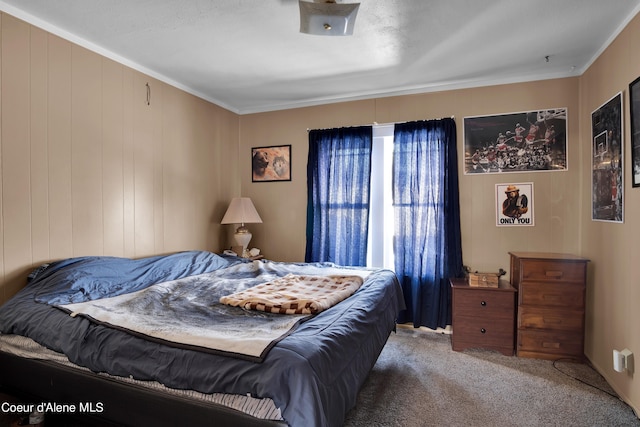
[450, 277, 517, 356]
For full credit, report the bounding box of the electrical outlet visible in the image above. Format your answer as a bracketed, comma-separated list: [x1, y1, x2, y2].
[613, 348, 634, 373]
[622, 349, 634, 374]
[614, 349, 624, 372]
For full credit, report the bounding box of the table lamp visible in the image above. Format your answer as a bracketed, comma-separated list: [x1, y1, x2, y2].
[221, 197, 262, 258]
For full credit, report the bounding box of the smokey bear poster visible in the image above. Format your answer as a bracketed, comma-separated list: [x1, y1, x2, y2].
[495, 182, 534, 227]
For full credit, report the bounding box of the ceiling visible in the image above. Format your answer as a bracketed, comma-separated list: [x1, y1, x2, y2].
[2, 0, 640, 114]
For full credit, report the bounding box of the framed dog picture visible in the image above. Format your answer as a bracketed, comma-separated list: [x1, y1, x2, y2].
[251, 145, 291, 182]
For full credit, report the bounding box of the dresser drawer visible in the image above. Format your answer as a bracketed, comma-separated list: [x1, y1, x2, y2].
[518, 306, 583, 331]
[452, 316, 514, 353]
[519, 282, 584, 308]
[453, 288, 514, 320]
[517, 329, 583, 359]
[454, 315, 514, 338]
[520, 259, 586, 283]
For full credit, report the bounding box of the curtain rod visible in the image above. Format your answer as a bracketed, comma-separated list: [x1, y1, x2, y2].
[307, 116, 455, 132]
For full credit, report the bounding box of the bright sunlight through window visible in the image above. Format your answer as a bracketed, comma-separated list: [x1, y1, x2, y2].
[367, 125, 395, 271]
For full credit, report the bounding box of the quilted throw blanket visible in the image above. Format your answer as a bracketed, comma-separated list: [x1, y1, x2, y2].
[220, 274, 364, 314]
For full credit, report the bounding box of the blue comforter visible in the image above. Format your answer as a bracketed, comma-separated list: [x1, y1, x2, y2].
[0, 251, 404, 427]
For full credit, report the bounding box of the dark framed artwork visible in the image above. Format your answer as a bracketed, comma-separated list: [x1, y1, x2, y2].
[463, 108, 567, 174]
[591, 92, 623, 223]
[251, 145, 291, 182]
[629, 76, 640, 187]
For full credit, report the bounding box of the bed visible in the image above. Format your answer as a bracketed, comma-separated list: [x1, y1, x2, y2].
[0, 251, 404, 427]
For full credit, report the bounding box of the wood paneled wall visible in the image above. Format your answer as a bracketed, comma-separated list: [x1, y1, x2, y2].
[0, 13, 239, 304]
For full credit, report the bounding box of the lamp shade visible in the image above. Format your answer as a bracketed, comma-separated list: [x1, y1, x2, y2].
[221, 197, 262, 225]
[299, 0, 360, 36]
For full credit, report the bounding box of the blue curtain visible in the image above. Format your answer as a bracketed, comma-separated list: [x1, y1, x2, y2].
[305, 126, 373, 266]
[393, 118, 464, 329]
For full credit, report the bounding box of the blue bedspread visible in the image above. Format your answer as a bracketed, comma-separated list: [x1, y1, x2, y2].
[0, 251, 404, 427]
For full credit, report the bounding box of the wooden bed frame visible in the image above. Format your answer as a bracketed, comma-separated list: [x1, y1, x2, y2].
[0, 351, 287, 426]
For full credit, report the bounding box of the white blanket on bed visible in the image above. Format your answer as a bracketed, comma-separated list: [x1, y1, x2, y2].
[59, 269, 309, 360]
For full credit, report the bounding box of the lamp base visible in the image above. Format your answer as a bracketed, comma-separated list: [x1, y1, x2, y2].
[233, 228, 252, 258]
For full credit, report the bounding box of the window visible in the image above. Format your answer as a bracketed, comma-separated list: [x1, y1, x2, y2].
[367, 124, 395, 270]
[306, 119, 462, 329]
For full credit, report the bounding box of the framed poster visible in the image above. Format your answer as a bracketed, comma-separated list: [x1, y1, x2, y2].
[495, 182, 535, 227]
[591, 92, 623, 223]
[464, 108, 567, 174]
[629, 76, 640, 187]
[251, 145, 291, 182]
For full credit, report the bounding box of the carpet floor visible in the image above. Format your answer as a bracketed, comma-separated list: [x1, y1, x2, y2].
[1, 327, 638, 426]
[344, 327, 639, 427]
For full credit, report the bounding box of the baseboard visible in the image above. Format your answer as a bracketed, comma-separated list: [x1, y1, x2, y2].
[582, 354, 639, 420]
[396, 323, 452, 335]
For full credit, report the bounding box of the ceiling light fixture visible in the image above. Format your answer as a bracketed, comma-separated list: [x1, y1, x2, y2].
[299, 0, 360, 36]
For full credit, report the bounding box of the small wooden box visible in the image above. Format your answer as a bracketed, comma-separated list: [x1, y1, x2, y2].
[468, 272, 500, 287]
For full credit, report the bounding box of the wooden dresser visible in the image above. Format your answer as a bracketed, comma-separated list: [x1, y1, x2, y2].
[509, 252, 589, 361]
[450, 278, 517, 356]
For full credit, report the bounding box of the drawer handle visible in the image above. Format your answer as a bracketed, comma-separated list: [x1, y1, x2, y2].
[480, 301, 487, 307]
[542, 342, 560, 349]
[545, 270, 563, 279]
[480, 328, 486, 334]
